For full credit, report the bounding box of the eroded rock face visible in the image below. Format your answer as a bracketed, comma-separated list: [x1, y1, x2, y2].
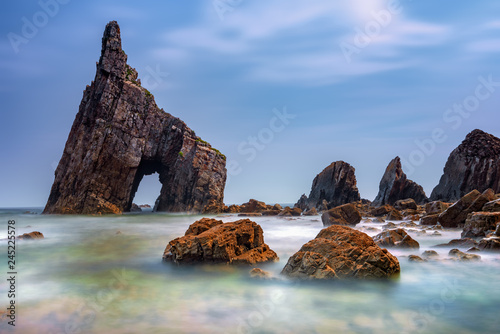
[438, 189, 495, 228]
[163, 218, 278, 265]
[281, 225, 400, 280]
[321, 203, 361, 227]
[431, 129, 500, 202]
[305, 161, 360, 210]
[43, 21, 226, 215]
[373, 229, 419, 249]
[462, 212, 500, 239]
[372, 157, 427, 206]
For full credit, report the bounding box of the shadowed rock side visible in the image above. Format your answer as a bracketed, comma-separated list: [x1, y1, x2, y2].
[43, 21, 226, 214]
[281, 225, 400, 280]
[303, 161, 360, 210]
[431, 129, 500, 202]
[372, 157, 427, 207]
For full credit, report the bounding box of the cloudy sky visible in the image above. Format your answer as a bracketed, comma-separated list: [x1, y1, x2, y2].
[1, 0, 500, 207]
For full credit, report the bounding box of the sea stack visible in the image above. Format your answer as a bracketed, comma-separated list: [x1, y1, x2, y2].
[300, 161, 360, 210]
[43, 21, 227, 214]
[372, 157, 427, 206]
[430, 129, 500, 202]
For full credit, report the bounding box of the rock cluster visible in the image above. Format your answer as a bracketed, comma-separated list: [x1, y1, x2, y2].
[372, 157, 427, 206]
[321, 203, 361, 227]
[431, 129, 500, 201]
[163, 218, 278, 265]
[281, 225, 400, 279]
[43, 21, 226, 215]
[373, 229, 420, 249]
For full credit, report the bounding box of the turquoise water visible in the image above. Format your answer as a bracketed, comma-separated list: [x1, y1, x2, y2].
[1, 208, 499, 333]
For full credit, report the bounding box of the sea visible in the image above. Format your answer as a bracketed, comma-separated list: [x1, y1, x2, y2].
[1, 207, 499, 333]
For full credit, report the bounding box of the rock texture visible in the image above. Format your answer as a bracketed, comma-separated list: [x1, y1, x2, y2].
[373, 229, 420, 249]
[281, 225, 400, 280]
[431, 129, 500, 201]
[304, 161, 360, 210]
[321, 203, 361, 227]
[483, 199, 500, 212]
[17, 231, 44, 240]
[438, 189, 495, 228]
[372, 157, 427, 206]
[163, 218, 278, 265]
[461, 212, 500, 239]
[43, 21, 226, 215]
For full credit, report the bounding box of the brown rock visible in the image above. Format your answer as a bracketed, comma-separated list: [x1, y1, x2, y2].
[17, 231, 44, 240]
[321, 203, 361, 227]
[478, 237, 500, 251]
[261, 210, 280, 216]
[420, 214, 440, 226]
[386, 209, 403, 221]
[448, 249, 481, 261]
[303, 207, 319, 216]
[303, 161, 361, 210]
[408, 255, 426, 262]
[226, 205, 241, 213]
[483, 199, 500, 212]
[422, 250, 439, 259]
[431, 129, 500, 201]
[240, 199, 268, 213]
[425, 201, 451, 215]
[184, 218, 223, 236]
[238, 213, 262, 217]
[272, 204, 282, 211]
[461, 212, 500, 238]
[438, 189, 495, 228]
[281, 225, 400, 279]
[163, 219, 278, 265]
[278, 207, 302, 217]
[43, 21, 226, 215]
[394, 198, 418, 211]
[249, 268, 272, 279]
[373, 229, 420, 249]
[130, 203, 142, 212]
[433, 238, 478, 249]
[372, 157, 427, 206]
[371, 205, 394, 217]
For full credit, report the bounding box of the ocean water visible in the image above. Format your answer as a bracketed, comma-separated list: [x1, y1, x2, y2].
[1, 208, 499, 334]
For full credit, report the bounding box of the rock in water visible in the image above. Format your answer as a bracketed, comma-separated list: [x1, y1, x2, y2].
[462, 212, 500, 239]
[373, 229, 420, 249]
[163, 218, 278, 265]
[43, 21, 226, 215]
[321, 203, 361, 227]
[17, 231, 44, 240]
[372, 157, 427, 206]
[430, 129, 500, 202]
[304, 161, 360, 210]
[281, 225, 400, 280]
[438, 189, 495, 228]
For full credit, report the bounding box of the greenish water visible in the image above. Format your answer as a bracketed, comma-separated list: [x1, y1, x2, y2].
[1, 208, 499, 333]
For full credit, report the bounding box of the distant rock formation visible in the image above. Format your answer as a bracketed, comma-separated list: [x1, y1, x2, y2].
[301, 161, 360, 210]
[431, 129, 500, 202]
[372, 157, 427, 207]
[43, 21, 226, 214]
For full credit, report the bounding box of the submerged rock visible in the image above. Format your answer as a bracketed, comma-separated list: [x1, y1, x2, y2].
[321, 203, 361, 227]
[163, 218, 278, 265]
[43, 21, 226, 215]
[408, 255, 426, 262]
[281, 225, 400, 280]
[448, 249, 481, 262]
[373, 229, 420, 249]
[431, 129, 500, 202]
[17, 231, 44, 240]
[434, 238, 478, 249]
[304, 161, 360, 210]
[372, 157, 427, 207]
[461, 212, 500, 239]
[249, 268, 272, 279]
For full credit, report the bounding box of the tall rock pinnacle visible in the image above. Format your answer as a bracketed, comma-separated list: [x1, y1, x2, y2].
[430, 129, 500, 201]
[372, 157, 427, 206]
[43, 21, 227, 214]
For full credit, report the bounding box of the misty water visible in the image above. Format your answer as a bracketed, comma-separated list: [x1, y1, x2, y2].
[1, 208, 499, 333]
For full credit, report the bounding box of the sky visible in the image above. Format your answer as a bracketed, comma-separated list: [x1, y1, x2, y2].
[1, 0, 500, 207]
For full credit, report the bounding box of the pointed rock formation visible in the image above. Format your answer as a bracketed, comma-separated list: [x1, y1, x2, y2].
[372, 157, 427, 207]
[430, 129, 500, 202]
[43, 21, 226, 214]
[303, 161, 360, 210]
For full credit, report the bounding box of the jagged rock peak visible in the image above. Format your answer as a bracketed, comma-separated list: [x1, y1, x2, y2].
[430, 129, 500, 201]
[43, 21, 226, 214]
[372, 156, 427, 207]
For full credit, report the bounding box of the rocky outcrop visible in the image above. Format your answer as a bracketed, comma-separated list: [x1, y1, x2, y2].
[303, 161, 360, 210]
[321, 203, 361, 227]
[438, 189, 495, 228]
[373, 229, 419, 249]
[431, 129, 500, 201]
[372, 157, 427, 206]
[163, 218, 278, 265]
[294, 194, 309, 211]
[461, 212, 500, 239]
[43, 21, 226, 215]
[281, 225, 400, 280]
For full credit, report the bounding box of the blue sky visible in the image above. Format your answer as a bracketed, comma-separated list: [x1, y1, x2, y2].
[1, 0, 500, 207]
